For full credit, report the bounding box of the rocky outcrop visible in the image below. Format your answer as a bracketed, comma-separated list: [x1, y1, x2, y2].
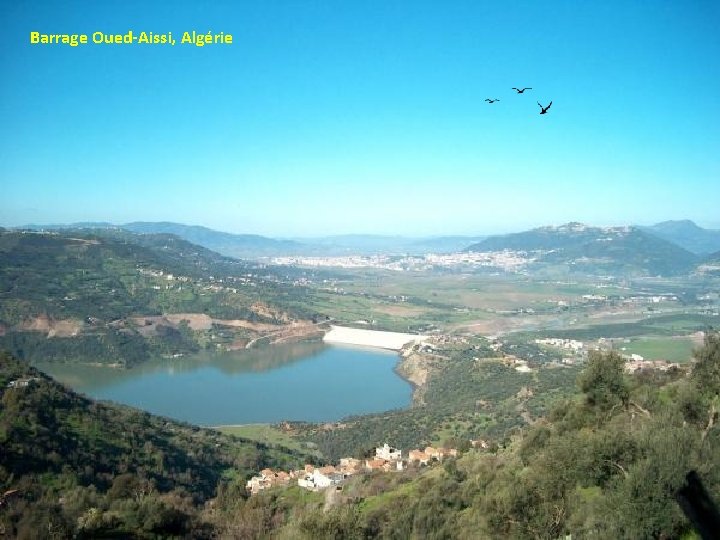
[396, 350, 445, 406]
[245, 322, 325, 349]
[250, 302, 292, 323]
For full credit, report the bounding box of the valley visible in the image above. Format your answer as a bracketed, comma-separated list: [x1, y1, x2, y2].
[1, 221, 719, 538]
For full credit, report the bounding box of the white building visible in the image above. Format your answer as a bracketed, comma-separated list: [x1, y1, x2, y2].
[375, 443, 402, 461]
[298, 467, 343, 491]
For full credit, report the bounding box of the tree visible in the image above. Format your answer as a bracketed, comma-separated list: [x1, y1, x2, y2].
[578, 351, 629, 411]
[691, 333, 720, 398]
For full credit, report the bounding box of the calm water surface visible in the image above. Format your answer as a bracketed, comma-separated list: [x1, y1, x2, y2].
[34, 342, 412, 425]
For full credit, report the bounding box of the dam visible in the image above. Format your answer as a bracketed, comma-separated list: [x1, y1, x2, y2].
[322, 325, 427, 350]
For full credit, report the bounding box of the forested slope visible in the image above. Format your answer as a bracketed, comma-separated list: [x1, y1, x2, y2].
[0, 353, 312, 538]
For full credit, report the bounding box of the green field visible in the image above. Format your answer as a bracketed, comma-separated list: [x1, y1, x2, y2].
[621, 337, 696, 363]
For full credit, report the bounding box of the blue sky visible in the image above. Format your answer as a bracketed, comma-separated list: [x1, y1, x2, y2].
[1, 1, 718, 236]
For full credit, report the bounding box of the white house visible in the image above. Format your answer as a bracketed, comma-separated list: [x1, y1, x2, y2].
[376, 443, 402, 461]
[298, 467, 343, 490]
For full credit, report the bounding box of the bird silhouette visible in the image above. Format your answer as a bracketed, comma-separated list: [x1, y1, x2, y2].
[512, 87, 532, 93]
[537, 101, 552, 114]
[485, 98, 500, 103]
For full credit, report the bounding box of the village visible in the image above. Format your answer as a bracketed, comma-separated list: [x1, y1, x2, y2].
[244, 442, 486, 496]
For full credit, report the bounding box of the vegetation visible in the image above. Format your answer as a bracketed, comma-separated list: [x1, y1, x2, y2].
[3, 331, 720, 537]
[0, 352, 311, 538]
[238, 335, 720, 539]
[216, 424, 322, 458]
[0, 230, 321, 366]
[622, 336, 696, 363]
[519, 312, 719, 341]
[295, 342, 582, 462]
[3, 227, 720, 537]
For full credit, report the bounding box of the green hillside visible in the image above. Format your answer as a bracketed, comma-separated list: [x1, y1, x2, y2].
[0, 352, 312, 538]
[0, 230, 318, 366]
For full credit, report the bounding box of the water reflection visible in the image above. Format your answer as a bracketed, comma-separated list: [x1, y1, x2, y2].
[34, 343, 411, 424]
[35, 341, 327, 391]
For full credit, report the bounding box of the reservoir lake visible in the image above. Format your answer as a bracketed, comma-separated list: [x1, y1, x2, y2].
[34, 342, 412, 425]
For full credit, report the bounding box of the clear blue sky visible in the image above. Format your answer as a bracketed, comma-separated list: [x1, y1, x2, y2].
[1, 1, 718, 236]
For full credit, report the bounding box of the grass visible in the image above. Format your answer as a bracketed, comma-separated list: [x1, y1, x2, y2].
[621, 337, 696, 363]
[356, 474, 424, 513]
[215, 424, 321, 457]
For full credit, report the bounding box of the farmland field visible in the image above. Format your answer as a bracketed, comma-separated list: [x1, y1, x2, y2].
[621, 336, 696, 363]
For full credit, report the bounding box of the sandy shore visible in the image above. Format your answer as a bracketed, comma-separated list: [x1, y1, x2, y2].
[323, 325, 427, 350]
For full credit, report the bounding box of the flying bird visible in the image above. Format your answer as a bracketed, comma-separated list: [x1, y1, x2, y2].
[512, 87, 532, 93]
[537, 101, 552, 114]
[485, 98, 500, 103]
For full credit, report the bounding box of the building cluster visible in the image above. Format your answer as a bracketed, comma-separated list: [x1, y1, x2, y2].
[5, 378, 39, 389]
[246, 443, 458, 495]
[623, 294, 678, 304]
[425, 251, 534, 271]
[270, 250, 534, 273]
[136, 267, 261, 294]
[535, 338, 585, 351]
[501, 355, 534, 373]
[623, 357, 680, 374]
[581, 294, 608, 301]
[597, 342, 688, 373]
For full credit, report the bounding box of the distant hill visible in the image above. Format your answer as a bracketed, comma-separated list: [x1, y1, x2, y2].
[0, 352, 308, 537]
[122, 222, 306, 258]
[22, 223, 488, 257]
[465, 222, 699, 276]
[408, 235, 488, 254]
[20, 221, 308, 258]
[299, 234, 488, 255]
[639, 220, 720, 255]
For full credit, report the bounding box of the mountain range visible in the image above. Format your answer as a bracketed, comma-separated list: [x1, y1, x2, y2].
[14, 220, 720, 273]
[20, 222, 486, 257]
